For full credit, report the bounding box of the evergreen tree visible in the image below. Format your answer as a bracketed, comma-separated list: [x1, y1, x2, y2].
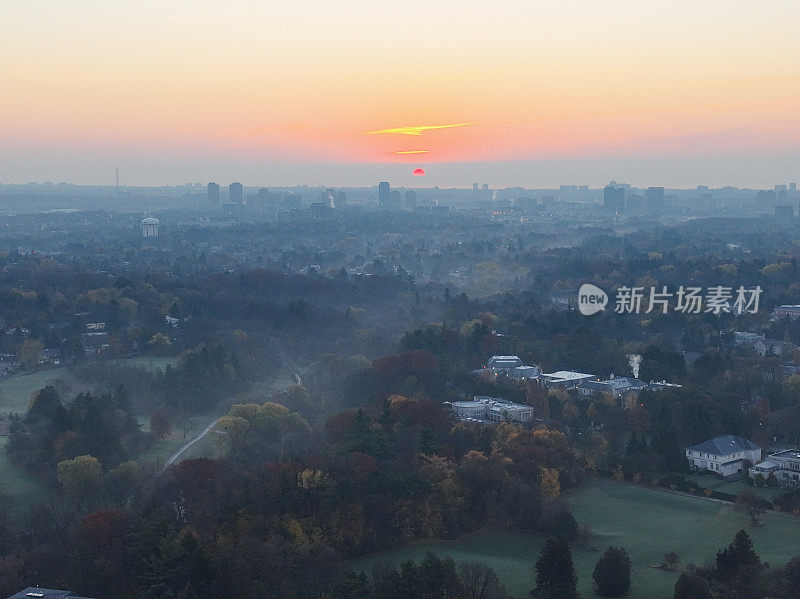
[531, 536, 579, 599]
[715, 529, 761, 580]
[592, 546, 631, 597]
[673, 572, 710, 599]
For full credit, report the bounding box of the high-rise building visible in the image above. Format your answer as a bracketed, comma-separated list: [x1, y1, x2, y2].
[645, 186, 664, 213]
[318, 188, 336, 208]
[473, 183, 479, 190]
[390, 190, 402, 208]
[207, 182, 220, 206]
[281, 193, 302, 210]
[405, 190, 417, 209]
[378, 182, 390, 207]
[603, 185, 625, 212]
[229, 182, 243, 205]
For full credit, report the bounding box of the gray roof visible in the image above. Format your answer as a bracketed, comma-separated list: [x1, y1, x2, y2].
[687, 435, 760, 456]
[6, 589, 98, 599]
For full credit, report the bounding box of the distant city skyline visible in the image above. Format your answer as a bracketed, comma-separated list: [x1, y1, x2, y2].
[2, 1, 800, 188]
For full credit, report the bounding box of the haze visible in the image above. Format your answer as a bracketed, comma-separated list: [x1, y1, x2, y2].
[2, 0, 800, 187]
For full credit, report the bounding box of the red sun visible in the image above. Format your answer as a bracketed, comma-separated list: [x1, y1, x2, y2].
[412, 168, 425, 176]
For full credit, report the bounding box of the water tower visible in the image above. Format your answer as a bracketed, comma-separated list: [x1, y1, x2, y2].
[141, 217, 159, 238]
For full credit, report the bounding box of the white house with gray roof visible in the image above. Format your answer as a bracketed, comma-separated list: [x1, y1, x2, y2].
[685, 435, 762, 479]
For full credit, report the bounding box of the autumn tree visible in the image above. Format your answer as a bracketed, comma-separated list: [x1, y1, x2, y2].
[57, 454, 103, 500]
[18, 339, 44, 370]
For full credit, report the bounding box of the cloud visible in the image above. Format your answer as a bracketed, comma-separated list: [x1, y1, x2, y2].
[362, 123, 477, 136]
[390, 150, 430, 154]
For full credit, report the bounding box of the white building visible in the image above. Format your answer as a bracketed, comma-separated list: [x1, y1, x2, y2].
[540, 370, 596, 389]
[141, 217, 160, 238]
[578, 376, 646, 398]
[450, 396, 534, 424]
[754, 338, 798, 358]
[509, 365, 541, 380]
[749, 450, 800, 488]
[686, 435, 762, 479]
[734, 331, 764, 346]
[771, 305, 800, 320]
[487, 355, 523, 370]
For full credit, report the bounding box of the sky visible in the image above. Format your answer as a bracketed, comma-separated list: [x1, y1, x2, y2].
[2, 0, 800, 188]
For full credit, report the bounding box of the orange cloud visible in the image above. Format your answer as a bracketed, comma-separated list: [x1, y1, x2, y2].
[362, 123, 477, 136]
[390, 150, 429, 154]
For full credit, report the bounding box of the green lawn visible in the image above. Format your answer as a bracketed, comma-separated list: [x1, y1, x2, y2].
[0, 436, 49, 503]
[136, 409, 222, 466]
[680, 471, 779, 501]
[345, 478, 800, 599]
[0, 368, 75, 416]
[0, 357, 179, 418]
[108, 355, 178, 372]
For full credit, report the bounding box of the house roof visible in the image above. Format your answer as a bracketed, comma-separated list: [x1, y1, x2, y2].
[6, 589, 98, 599]
[581, 377, 646, 392]
[687, 435, 761, 457]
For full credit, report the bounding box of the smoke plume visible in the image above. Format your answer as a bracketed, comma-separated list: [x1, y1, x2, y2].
[627, 354, 642, 379]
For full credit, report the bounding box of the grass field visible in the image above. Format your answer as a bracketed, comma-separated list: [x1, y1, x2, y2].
[136, 409, 222, 466]
[345, 478, 800, 599]
[0, 436, 49, 503]
[679, 470, 780, 501]
[0, 357, 179, 417]
[0, 368, 75, 416]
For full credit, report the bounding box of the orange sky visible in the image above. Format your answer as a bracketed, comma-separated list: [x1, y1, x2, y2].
[2, 1, 800, 186]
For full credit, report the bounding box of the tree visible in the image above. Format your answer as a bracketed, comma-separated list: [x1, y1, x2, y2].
[660, 552, 680, 571]
[592, 546, 631, 597]
[458, 561, 508, 599]
[149, 411, 172, 439]
[57, 454, 103, 499]
[736, 490, 766, 526]
[18, 339, 44, 370]
[715, 529, 762, 580]
[547, 511, 579, 542]
[146, 333, 172, 355]
[531, 536, 579, 599]
[673, 572, 710, 599]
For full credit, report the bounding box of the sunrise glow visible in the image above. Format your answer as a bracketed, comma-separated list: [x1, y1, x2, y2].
[2, 0, 800, 186]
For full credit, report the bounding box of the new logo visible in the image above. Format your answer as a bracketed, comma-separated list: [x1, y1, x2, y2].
[578, 283, 608, 316]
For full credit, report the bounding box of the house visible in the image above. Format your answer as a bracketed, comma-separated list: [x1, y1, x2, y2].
[449, 396, 534, 424]
[42, 348, 61, 365]
[6, 589, 97, 599]
[686, 435, 762, 480]
[771, 305, 800, 320]
[539, 370, 596, 389]
[486, 355, 523, 370]
[578, 376, 646, 398]
[753, 338, 798, 358]
[734, 331, 764, 346]
[509, 365, 541, 380]
[749, 450, 800, 488]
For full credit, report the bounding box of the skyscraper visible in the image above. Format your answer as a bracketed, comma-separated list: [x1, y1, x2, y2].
[405, 190, 417, 209]
[207, 182, 220, 206]
[645, 186, 664, 213]
[378, 181, 390, 207]
[603, 185, 625, 212]
[229, 182, 243, 205]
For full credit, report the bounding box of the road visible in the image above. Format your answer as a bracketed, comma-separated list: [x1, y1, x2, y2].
[160, 362, 302, 473]
[161, 417, 220, 474]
